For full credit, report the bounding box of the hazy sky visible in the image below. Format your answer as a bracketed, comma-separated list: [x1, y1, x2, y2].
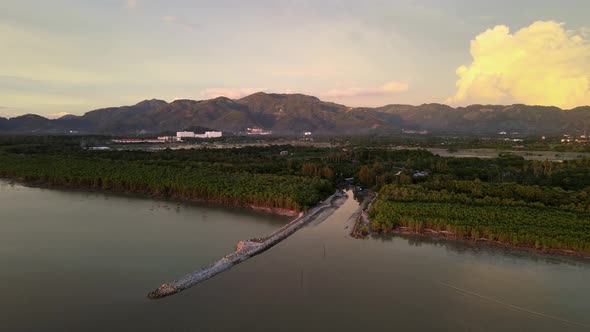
[1, 0, 589, 117]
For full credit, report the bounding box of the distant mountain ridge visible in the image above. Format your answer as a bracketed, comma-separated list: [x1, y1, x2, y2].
[1, 93, 589, 135]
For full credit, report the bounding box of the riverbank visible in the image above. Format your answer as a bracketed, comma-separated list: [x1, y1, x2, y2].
[351, 190, 590, 259]
[148, 190, 348, 299]
[0, 151, 334, 215]
[385, 227, 590, 259]
[350, 191, 376, 238]
[0, 177, 300, 216]
[360, 222, 590, 259]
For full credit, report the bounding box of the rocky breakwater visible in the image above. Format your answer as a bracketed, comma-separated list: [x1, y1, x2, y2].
[148, 190, 347, 300]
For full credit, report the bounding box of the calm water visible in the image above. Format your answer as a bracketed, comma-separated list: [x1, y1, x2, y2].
[1, 181, 589, 331]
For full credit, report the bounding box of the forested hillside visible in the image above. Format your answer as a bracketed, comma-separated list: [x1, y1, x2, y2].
[1, 92, 588, 135]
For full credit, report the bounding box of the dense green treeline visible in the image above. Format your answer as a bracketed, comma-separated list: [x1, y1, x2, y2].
[2, 136, 590, 191]
[0, 138, 352, 212]
[379, 180, 590, 213]
[0, 153, 332, 211]
[370, 181, 590, 253]
[353, 150, 590, 191]
[356, 148, 590, 254]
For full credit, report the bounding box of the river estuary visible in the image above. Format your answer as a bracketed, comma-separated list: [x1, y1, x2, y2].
[1, 180, 589, 331]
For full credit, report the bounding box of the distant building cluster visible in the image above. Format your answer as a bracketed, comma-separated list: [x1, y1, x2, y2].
[110, 130, 222, 144]
[111, 138, 173, 144]
[561, 133, 588, 144]
[496, 130, 525, 146]
[302, 131, 314, 141]
[246, 128, 272, 135]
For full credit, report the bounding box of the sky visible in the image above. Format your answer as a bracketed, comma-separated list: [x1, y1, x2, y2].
[1, 0, 589, 118]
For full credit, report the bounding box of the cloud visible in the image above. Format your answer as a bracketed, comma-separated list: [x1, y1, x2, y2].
[201, 88, 270, 99]
[200, 88, 297, 99]
[48, 112, 73, 119]
[0, 106, 21, 118]
[161, 15, 200, 31]
[126, 0, 138, 9]
[448, 21, 590, 109]
[322, 81, 409, 98]
[200, 83, 410, 101]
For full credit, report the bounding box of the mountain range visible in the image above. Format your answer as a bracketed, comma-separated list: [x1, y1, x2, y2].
[1, 92, 589, 135]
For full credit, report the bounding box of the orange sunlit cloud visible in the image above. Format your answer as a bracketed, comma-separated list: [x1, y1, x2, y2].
[448, 21, 590, 109]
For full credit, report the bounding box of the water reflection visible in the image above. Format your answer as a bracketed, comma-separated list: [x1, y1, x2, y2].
[368, 232, 590, 268]
[1, 180, 590, 331]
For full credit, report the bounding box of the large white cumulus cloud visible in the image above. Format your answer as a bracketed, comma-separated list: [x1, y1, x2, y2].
[448, 21, 590, 109]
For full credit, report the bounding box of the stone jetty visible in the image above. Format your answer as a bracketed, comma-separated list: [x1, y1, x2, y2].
[148, 190, 346, 299]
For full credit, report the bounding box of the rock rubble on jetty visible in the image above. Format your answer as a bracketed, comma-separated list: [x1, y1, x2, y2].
[148, 190, 346, 300]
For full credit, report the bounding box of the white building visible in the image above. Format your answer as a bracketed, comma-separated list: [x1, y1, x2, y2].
[177, 131, 196, 139]
[202, 131, 222, 138]
[176, 131, 223, 139]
